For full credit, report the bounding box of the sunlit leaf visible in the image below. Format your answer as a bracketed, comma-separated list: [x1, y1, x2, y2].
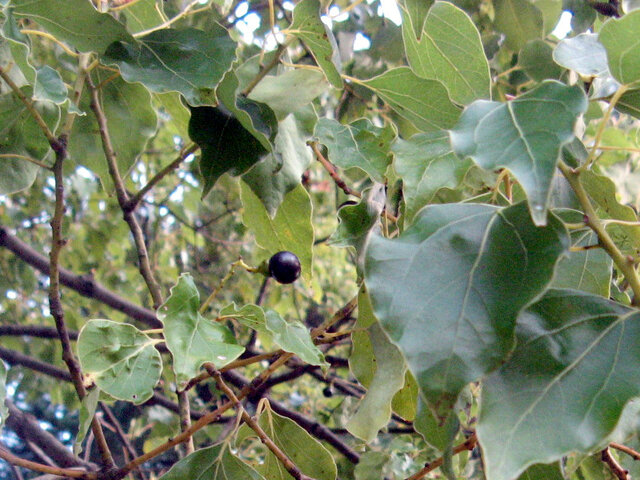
[450, 81, 587, 225]
[77, 319, 162, 404]
[73, 387, 99, 455]
[599, 10, 640, 85]
[158, 274, 244, 386]
[553, 33, 609, 77]
[402, 1, 490, 104]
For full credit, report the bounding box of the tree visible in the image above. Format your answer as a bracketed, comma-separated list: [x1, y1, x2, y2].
[1, 0, 640, 479]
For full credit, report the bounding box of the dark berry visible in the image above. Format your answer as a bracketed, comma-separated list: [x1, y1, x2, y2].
[268, 251, 301, 284]
[322, 386, 333, 398]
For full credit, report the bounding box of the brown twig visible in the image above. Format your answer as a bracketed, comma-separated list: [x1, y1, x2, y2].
[611, 442, 640, 461]
[101, 403, 147, 480]
[242, 41, 290, 97]
[405, 433, 477, 480]
[308, 141, 361, 198]
[602, 447, 629, 480]
[0, 447, 95, 480]
[208, 366, 315, 480]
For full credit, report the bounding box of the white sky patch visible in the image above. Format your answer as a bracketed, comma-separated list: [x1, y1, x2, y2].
[552, 11, 573, 39]
[329, 5, 349, 21]
[353, 32, 372, 51]
[379, 0, 403, 25]
[282, 1, 294, 10]
[235, 1, 248, 17]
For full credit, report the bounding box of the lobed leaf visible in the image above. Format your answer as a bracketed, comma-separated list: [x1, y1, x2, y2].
[365, 202, 569, 416]
[402, 1, 490, 105]
[77, 319, 162, 404]
[158, 274, 244, 387]
[450, 81, 588, 226]
[479, 289, 640, 480]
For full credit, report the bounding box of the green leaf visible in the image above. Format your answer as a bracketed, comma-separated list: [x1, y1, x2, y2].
[479, 289, 640, 480]
[288, 0, 343, 89]
[242, 111, 314, 216]
[354, 451, 392, 480]
[2, 12, 68, 104]
[69, 72, 157, 188]
[158, 274, 244, 386]
[0, 360, 7, 429]
[581, 170, 640, 254]
[220, 303, 326, 366]
[414, 398, 459, 451]
[401, 1, 490, 105]
[236, 404, 337, 480]
[392, 130, 472, 223]
[450, 81, 588, 226]
[73, 387, 99, 455]
[347, 288, 407, 442]
[315, 118, 394, 182]
[519, 40, 563, 82]
[617, 88, 640, 119]
[361, 67, 461, 132]
[120, 0, 165, 34]
[265, 310, 327, 367]
[553, 33, 609, 77]
[391, 371, 419, 421]
[551, 209, 612, 296]
[364, 202, 569, 416]
[159, 442, 264, 480]
[493, 0, 543, 51]
[102, 26, 236, 105]
[0, 88, 59, 194]
[9, 0, 132, 53]
[248, 69, 328, 119]
[77, 319, 162, 404]
[599, 10, 640, 85]
[240, 183, 313, 283]
[517, 463, 565, 480]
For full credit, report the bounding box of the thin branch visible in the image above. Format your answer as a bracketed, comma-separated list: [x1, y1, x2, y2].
[0, 325, 77, 340]
[0, 153, 51, 170]
[610, 442, 640, 461]
[126, 144, 198, 210]
[558, 160, 640, 305]
[242, 41, 290, 96]
[86, 74, 164, 310]
[101, 403, 148, 480]
[308, 141, 361, 198]
[0, 225, 161, 328]
[602, 447, 629, 480]
[0, 64, 59, 148]
[0, 447, 94, 480]
[209, 366, 315, 480]
[405, 433, 477, 480]
[177, 391, 194, 455]
[60, 53, 91, 138]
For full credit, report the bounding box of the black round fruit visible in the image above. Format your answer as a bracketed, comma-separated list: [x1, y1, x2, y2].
[268, 251, 301, 284]
[322, 386, 333, 398]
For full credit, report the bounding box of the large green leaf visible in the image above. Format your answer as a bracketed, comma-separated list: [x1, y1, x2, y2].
[242, 111, 314, 216]
[219, 303, 326, 366]
[553, 34, 609, 77]
[0, 88, 59, 194]
[479, 289, 640, 480]
[120, 0, 165, 34]
[102, 26, 236, 105]
[401, 1, 490, 105]
[240, 183, 313, 283]
[160, 443, 264, 480]
[314, 118, 394, 183]
[392, 131, 471, 223]
[69, 72, 157, 188]
[158, 274, 244, 386]
[581, 170, 640, 254]
[361, 67, 461, 132]
[493, 0, 543, 51]
[0, 360, 7, 429]
[346, 288, 406, 442]
[450, 81, 588, 226]
[236, 404, 337, 480]
[9, 0, 132, 53]
[288, 0, 343, 89]
[77, 319, 162, 404]
[599, 10, 640, 85]
[519, 40, 563, 82]
[551, 210, 612, 297]
[517, 463, 565, 480]
[364, 202, 568, 415]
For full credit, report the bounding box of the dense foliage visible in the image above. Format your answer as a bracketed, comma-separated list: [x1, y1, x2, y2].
[1, 0, 640, 479]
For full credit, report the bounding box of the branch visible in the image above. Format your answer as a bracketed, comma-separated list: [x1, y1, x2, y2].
[602, 447, 629, 480]
[307, 141, 361, 198]
[209, 366, 315, 480]
[100, 403, 148, 480]
[242, 41, 290, 96]
[0, 225, 161, 328]
[405, 433, 477, 480]
[0, 446, 94, 480]
[558, 161, 640, 305]
[610, 442, 640, 461]
[0, 324, 77, 340]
